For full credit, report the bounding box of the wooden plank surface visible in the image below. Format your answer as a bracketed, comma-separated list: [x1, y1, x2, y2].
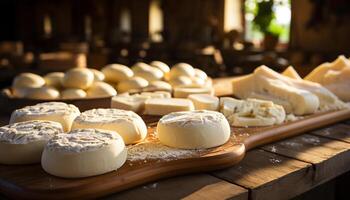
[262, 134, 350, 183]
[106, 174, 248, 200]
[212, 149, 313, 200]
[311, 123, 350, 143]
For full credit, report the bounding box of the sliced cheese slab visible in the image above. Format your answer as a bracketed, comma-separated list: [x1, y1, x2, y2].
[282, 66, 302, 80]
[10, 102, 80, 132]
[220, 97, 286, 127]
[0, 120, 63, 164]
[173, 86, 214, 98]
[41, 128, 127, 178]
[188, 94, 219, 111]
[72, 109, 147, 144]
[232, 66, 347, 115]
[111, 95, 150, 113]
[140, 91, 171, 98]
[157, 110, 230, 149]
[144, 98, 194, 115]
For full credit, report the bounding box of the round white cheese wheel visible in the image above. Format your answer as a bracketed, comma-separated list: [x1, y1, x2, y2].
[194, 68, 208, 80]
[12, 73, 45, 88]
[89, 68, 105, 82]
[157, 110, 230, 149]
[150, 61, 170, 73]
[10, 102, 80, 132]
[0, 120, 63, 164]
[134, 67, 164, 82]
[169, 63, 195, 79]
[117, 77, 149, 93]
[146, 81, 172, 92]
[86, 82, 117, 98]
[41, 129, 126, 178]
[25, 87, 60, 100]
[131, 62, 152, 73]
[44, 72, 64, 88]
[169, 76, 192, 87]
[62, 68, 94, 89]
[72, 109, 147, 144]
[101, 64, 133, 83]
[61, 88, 87, 99]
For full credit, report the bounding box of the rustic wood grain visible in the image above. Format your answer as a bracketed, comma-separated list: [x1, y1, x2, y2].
[311, 124, 350, 143]
[262, 134, 350, 183]
[212, 149, 313, 200]
[106, 174, 248, 200]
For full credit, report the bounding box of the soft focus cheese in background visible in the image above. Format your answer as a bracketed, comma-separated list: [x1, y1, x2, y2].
[72, 108, 147, 144]
[232, 65, 346, 115]
[102, 64, 134, 83]
[169, 76, 193, 87]
[150, 61, 170, 74]
[145, 81, 172, 92]
[24, 86, 60, 100]
[117, 77, 149, 93]
[282, 66, 302, 80]
[89, 68, 105, 82]
[144, 98, 194, 115]
[140, 91, 171, 98]
[305, 55, 350, 102]
[12, 73, 45, 89]
[131, 62, 152, 73]
[44, 72, 64, 88]
[220, 97, 286, 127]
[61, 88, 87, 99]
[62, 68, 94, 89]
[86, 82, 117, 98]
[173, 86, 214, 98]
[0, 120, 63, 164]
[134, 66, 164, 82]
[41, 129, 126, 178]
[111, 95, 150, 113]
[157, 110, 230, 149]
[169, 63, 195, 79]
[10, 102, 80, 132]
[188, 94, 219, 111]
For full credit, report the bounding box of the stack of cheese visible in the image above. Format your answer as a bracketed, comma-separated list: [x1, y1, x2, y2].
[1, 102, 152, 178]
[304, 55, 350, 102]
[232, 65, 347, 116]
[11, 68, 116, 100]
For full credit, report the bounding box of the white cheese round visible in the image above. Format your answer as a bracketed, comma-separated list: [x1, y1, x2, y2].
[86, 82, 117, 98]
[89, 68, 105, 82]
[117, 77, 149, 93]
[157, 110, 230, 149]
[134, 67, 164, 82]
[12, 73, 45, 89]
[0, 120, 63, 164]
[41, 128, 126, 178]
[25, 87, 60, 100]
[62, 68, 94, 89]
[44, 72, 64, 88]
[102, 64, 133, 83]
[169, 63, 195, 79]
[10, 102, 80, 132]
[72, 109, 147, 144]
[150, 61, 170, 73]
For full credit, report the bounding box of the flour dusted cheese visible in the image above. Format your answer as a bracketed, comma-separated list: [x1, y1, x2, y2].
[157, 110, 230, 149]
[0, 120, 63, 164]
[10, 102, 80, 132]
[144, 98, 194, 115]
[41, 128, 126, 178]
[220, 97, 286, 127]
[72, 109, 147, 144]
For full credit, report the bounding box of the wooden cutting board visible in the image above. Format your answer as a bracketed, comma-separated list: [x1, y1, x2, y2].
[0, 109, 350, 199]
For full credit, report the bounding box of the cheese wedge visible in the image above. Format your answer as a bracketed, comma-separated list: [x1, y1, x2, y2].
[188, 94, 219, 111]
[220, 97, 285, 127]
[232, 66, 346, 115]
[282, 66, 302, 80]
[144, 98, 194, 115]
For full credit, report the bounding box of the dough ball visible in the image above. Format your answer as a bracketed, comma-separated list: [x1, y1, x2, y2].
[62, 68, 94, 89]
[41, 129, 126, 178]
[101, 64, 133, 83]
[117, 77, 149, 93]
[169, 63, 195, 79]
[10, 102, 80, 132]
[12, 73, 45, 88]
[0, 120, 63, 164]
[25, 87, 60, 100]
[72, 108, 147, 144]
[61, 88, 87, 99]
[44, 72, 64, 88]
[150, 61, 170, 73]
[89, 68, 105, 82]
[194, 68, 208, 80]
[86, 82, 117, 98]
[157, 110, 230, 149]
[134, 67, 164, 82]
[169, 76, 192, 87]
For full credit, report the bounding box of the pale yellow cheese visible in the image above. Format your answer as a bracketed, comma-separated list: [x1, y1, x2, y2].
[173, 86, 214, 98]
[188, 94, 219, 111]
[144, 98, 194, 115]
[111, 95, 150, 113]
[282, 66, 302, 80]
